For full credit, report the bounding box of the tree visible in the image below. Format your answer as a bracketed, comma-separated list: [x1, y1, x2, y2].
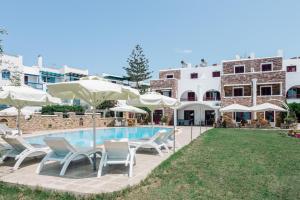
[96, 100, 117, 110]
[9, 64, 23, 86]
[0, 28, 7, 54]
[124, 45, 152, 93]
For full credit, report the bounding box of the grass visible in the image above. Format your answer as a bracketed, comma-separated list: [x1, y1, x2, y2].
[0, 128, 299, 199]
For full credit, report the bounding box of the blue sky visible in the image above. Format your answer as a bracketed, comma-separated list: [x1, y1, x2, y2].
[1, 0, 300, 78]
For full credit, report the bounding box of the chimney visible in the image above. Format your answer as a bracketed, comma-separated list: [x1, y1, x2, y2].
[277, 49, 283, 57]
[200, 59, 207, 67]
[181, 60, 187, 68]
[37, 55, 43, 67]
[250, 52, 255, 59]
[235, 54, 240, 60]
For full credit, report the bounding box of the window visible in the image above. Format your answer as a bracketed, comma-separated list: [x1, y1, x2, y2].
[261, 86, 272, 96]
[1, 70, 10, 80]
[265, 111, 274, 122]
[233, 87, 243, 96]
[166, 74, 174, 79]
[261, 63, 272, 72]
[234, 65, 245, 74]
[190, 73, 198, 79]
[187, 92, 196, 101]
[162, 90, 172, 97]
[212, 71, 220, 77]
[155, 90, 162, 94]
[287, 65, 296, 72]
[234, 112, 251, 122]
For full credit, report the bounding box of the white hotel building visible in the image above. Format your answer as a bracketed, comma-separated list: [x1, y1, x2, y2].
[150, 60, 221, 126]
[151, 53, 300, 126]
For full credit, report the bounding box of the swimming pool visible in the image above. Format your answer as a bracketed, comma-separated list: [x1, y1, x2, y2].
[26, 127, 172, 148]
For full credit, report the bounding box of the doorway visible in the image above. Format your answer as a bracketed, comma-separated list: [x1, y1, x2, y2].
[205, 110, 215, 126]
[153, 110, 163, 124]
[184, 110, 194, 125]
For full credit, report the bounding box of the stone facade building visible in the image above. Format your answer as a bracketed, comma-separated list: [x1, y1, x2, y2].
[221, 56, 286, 126]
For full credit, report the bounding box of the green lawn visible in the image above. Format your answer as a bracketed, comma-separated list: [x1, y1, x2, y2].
[0, 128, 300, 200]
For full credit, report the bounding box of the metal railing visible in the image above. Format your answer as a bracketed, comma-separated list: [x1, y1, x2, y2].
[25, 82, 43, 90]
[180, 97, 197, 101]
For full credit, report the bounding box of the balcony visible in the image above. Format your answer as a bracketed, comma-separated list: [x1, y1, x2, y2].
[286, 94, 300, 99]
[180, 97, 198, 101]
[180, 91, 197, 102]
[203, 90, 221, 101]
[25, 82, 43, 90]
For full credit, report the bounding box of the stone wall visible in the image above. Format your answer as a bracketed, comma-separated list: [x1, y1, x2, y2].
[0, 112, 114, 134]
[150, 71, 179, 125]
[221, 57, 286, 107]
[150, 79, 178, 99]
[158, 69, 181, 79]
[223, 57, 283, 74]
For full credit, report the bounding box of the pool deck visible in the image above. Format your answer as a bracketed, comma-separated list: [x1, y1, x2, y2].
[0, 126, 211, 194]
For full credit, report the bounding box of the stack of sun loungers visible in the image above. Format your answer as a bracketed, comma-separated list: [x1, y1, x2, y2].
[0, 128, 175, 177]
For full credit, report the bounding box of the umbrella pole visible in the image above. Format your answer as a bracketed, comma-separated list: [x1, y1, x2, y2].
[173, 108, 177, 153]
[92, 106, 97, 170]
[17, 106, 21, 135]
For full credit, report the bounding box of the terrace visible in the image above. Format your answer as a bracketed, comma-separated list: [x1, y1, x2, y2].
[0, 126, 210, 194]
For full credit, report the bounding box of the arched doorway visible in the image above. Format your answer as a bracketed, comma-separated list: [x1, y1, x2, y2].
[286, 86, 300, 100]
[180, 90, 198, 102]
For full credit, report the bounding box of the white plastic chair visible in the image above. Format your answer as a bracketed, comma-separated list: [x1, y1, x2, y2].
[0, 123, 22, 136]
[97, 140, 136, 177]
[129, 129, 169, 156]
[36, 137, 102, 176]
[0, 135, 49, 170]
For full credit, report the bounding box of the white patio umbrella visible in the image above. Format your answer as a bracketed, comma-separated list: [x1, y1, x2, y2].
[0, 106, 41, 118]
[219, 104, 251, 112]
[0, 85, 61, 134]
[127, 92, 179, 124]
[47, 76, 139, 169]
[250, 103, 287, 112]
[127, 92, 180, 152]
[110, 105, 147, 114]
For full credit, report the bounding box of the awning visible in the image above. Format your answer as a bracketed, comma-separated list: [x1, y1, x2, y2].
[220, 104, 251, 112]
[250, 103, 286, 112]
[220, 103, 287, 112]
[110, 105, 147, 114]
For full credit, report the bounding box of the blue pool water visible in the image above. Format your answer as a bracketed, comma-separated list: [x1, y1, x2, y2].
[26, 127, 172, 148]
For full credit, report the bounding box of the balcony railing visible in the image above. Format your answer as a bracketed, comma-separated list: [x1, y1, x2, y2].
[203, 96, 221, 101]
[286, 94, 300, 99]
[180, 97, 197, 101]
[25, 82, 43, 90]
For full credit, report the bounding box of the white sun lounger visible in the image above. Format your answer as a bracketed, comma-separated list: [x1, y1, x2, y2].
[0, 135, 49, 170]
[36, 137, 102, 176]
[98, 140, 136, 177]
[129, 129, 170, 156]
[0, 123, 22, 136]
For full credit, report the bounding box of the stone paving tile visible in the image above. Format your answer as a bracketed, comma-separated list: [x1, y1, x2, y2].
[0, 126, 211, 194]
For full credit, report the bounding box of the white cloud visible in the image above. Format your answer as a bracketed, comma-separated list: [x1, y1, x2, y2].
[174, 48, 193, 54]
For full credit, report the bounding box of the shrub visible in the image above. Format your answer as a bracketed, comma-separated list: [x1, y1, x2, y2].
[161, 116, 168, 123]
[288, 103, 300, 122]
[41, 105, 85, 115]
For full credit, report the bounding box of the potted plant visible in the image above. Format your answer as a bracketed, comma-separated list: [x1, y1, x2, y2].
[161, 116, 168, 126]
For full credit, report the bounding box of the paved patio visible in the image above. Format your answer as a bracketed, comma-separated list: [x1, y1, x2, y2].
[0, 126, 211, 194]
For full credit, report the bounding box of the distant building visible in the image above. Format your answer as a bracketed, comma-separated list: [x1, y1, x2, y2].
[0, 54, 88, 91]
[0, 53, 88, 106]
[101, 73, 150, 89]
